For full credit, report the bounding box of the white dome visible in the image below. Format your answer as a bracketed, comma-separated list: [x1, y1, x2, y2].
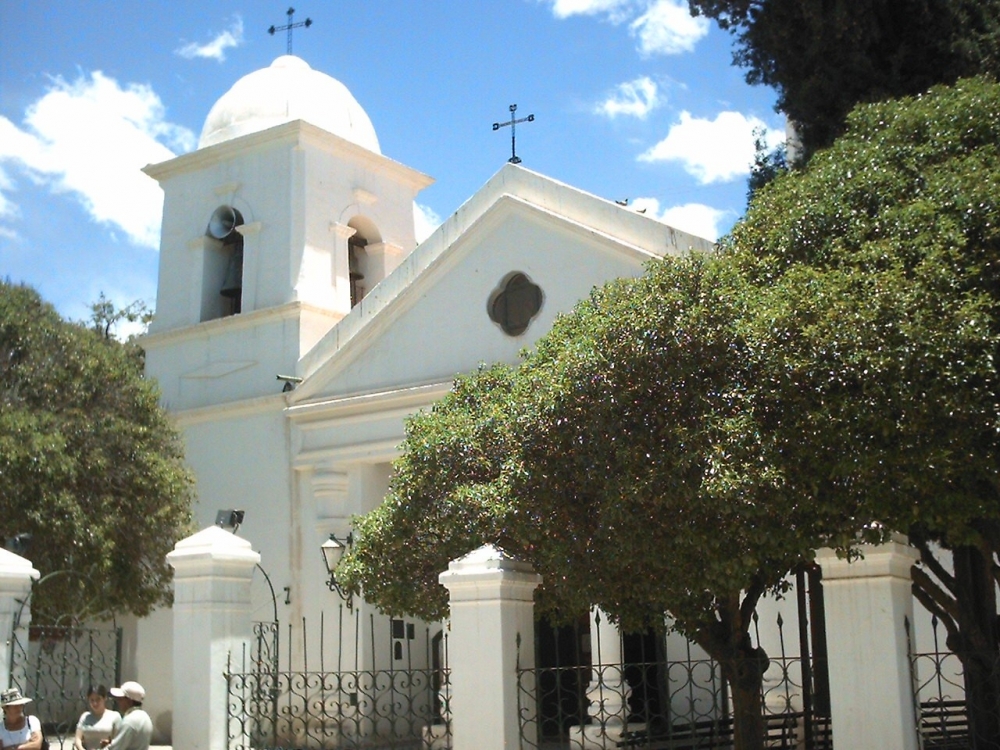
[198, 56, 381, 153]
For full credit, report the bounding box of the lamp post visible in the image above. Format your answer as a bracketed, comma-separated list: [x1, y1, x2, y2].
[321, 532, 354, 608]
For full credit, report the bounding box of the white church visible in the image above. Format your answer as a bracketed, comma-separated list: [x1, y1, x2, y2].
[133, 52, 715, 742]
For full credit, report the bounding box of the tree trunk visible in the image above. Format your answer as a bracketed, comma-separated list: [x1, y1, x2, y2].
[951, 545, 1000, 750]
[722, 649, 768, 750]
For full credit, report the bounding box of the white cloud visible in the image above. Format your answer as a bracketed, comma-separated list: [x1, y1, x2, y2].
[546, 0, 633, 20]
[0, 143, 22, 221]
[413, 202, 441, 244]
[0, 71, 196, 249]
[0, 162, 18, 239]
[596, 76, 659, 119]
[639, 110, 781, 184]
[631, 197, 728, 240]
[630, 0, 709, 55]
[176, 17, 244, 62]
[545, 1, 706, 54]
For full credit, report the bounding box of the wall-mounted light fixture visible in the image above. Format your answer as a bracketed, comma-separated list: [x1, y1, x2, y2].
[321, 532, 354, 608]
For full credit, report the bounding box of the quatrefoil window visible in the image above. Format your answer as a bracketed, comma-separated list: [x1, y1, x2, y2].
[488, 272, 543, 336]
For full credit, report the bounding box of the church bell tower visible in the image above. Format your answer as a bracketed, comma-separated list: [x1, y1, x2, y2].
[142, 56, 433, 412]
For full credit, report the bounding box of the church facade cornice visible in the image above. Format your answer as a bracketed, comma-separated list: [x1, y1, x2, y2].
[143, 120, 433, 193]
[142, 300, 341, 348]
[170, 392, 287, 428]
[286, 380, 452, 425]
[287, 383, 453, 471]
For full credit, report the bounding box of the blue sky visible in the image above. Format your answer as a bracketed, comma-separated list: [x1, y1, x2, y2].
[0, 1, 782, 325]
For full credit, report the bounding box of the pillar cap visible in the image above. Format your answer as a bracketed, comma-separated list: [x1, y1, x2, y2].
[446, 544, 536, 575]
[0, 548, 40, 583]
[439, 544, 541, 600]
[167, 525, 261, 570]
[816, 536, 918, 580]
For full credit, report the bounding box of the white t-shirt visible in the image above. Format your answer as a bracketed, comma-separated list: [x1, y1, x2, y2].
[77, 709, 122, 749]
[0, 714, 41, 749]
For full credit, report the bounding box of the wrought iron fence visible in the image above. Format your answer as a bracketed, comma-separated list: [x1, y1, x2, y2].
[517, 611, 832, 750]
[910, 615, 1000, 750]
[9, 625, 122, 749]
[226, 609, 450, 750]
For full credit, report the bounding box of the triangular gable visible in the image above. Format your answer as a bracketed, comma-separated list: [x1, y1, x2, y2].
[291, 164, 714, 404]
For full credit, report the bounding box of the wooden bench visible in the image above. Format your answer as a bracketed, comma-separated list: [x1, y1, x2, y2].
[616, 711, 832, 749]
[616, 717, 733, 750]
[919, 700, 969, 749]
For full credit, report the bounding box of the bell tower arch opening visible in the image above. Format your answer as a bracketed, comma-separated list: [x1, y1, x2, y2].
[203, 206, 245, 321]
[345, 215, 382, 308]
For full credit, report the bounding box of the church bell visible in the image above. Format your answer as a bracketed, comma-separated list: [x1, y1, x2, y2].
[220, 247, 244, 299]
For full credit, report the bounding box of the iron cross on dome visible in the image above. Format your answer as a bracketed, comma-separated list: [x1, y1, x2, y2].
[268, 7, 312, 55]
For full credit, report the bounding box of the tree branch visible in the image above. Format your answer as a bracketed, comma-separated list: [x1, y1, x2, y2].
[913, 536, 956, 595]
[911, 576, 961, 650]
[973, 519, 1000, 589]
[911, 564, 961, 637]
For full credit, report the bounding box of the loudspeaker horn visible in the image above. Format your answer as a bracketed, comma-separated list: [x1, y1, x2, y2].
[207, 206, 239, 240]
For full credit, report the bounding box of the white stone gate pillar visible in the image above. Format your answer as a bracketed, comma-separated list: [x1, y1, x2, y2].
[0, 550, 39, 691]
[167, 526, 260, 750]
[439, 545, 541, 750]
[816, 536, 920, 750]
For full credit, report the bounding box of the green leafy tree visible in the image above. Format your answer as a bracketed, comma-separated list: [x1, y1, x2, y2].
[87, 292, 153, 341]
[0, 282, 194, 624]
[340, 253, 874, 749]
[722, 76, 1000, 749]
[689, 0, 1000, 157]
[746, 126, 787, 204]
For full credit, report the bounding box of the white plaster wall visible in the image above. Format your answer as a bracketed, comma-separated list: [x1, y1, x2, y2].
[317, 207, 657, 401]
[295, 406, 413, 465]
[181, 408, 291, 577]
[146, 315, 306, 411]
[136, 608, 174, 743]
[171, 412, 289, 638]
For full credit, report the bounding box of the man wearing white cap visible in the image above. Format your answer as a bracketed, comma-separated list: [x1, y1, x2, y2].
[101, 682, 152, 750]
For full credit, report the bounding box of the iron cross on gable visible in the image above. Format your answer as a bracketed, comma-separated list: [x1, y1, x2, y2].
[269, 7, 312, 55]
[492, 104, 535, 164]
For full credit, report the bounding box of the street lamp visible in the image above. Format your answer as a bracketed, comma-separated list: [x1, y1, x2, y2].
[321, 532, 354, 608]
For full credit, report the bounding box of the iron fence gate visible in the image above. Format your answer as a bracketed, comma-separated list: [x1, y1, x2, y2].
[517, 609, 832, 750]
[226, 608, 450, 749]
[9, 625, 122, 748]
[910, 615, 1000, 750]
